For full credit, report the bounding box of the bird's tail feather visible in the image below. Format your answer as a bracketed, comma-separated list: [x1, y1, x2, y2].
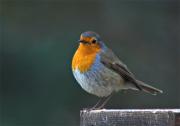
[136, 80, 163, 95]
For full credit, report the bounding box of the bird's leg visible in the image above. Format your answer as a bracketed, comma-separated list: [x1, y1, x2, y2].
[96, 94, 113, 109]
[88, 94, 113, 110]
[90, 98, 104, 110]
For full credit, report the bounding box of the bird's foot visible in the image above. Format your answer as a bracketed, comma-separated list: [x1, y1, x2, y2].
[82, 107, 104, 112]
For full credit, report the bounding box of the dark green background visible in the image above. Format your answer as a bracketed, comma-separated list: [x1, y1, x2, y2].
[1, 0, 180, 126]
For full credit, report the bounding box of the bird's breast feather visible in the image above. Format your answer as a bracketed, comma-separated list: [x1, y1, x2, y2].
[72, 51, 99, 73]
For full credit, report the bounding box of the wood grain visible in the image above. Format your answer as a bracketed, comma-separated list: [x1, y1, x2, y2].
[80, 109, 180, 126]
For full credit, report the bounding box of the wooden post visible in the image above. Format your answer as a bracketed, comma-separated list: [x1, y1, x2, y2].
[80, 109, 180, 126]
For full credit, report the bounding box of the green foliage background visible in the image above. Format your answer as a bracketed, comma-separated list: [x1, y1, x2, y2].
[1, 0, 179, 126]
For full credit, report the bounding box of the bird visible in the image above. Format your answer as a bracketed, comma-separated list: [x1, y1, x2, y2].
[72, 31, 163, 109]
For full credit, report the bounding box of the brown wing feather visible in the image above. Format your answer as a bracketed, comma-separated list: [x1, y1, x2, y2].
[100, 48, 163, 95]
[100, 49, 142, 90]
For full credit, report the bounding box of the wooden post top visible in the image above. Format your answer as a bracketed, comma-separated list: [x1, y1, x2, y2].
[80, 109, 180, 126]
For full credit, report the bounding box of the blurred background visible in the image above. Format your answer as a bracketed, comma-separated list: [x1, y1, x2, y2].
[1, 0, 180, 126]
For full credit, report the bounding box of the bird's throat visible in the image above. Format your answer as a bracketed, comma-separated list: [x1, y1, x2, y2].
[72, 44, 101, 73]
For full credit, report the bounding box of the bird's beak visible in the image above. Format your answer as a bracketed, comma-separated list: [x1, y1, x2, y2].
[78, 40, 89, 44]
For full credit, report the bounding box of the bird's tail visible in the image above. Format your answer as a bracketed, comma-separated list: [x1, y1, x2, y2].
[136, 80, 163, 95]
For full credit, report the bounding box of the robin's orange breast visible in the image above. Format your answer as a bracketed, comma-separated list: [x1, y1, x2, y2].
[72, 43, 101, 73]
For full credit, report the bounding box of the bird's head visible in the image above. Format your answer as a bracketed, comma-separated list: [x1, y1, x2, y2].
[72, 31, 105, 72]
[78, 31, 103, 54]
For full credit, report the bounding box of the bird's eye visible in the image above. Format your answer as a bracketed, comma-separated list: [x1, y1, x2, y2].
[92, 39, 97, 44]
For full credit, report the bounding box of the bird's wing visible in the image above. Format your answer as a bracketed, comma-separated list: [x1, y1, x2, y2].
[100, 48, 142, 90]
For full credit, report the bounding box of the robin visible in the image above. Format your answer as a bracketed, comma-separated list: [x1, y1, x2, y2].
[72, 31, 163, 109]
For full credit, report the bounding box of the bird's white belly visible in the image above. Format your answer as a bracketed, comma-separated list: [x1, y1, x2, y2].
[73, 56, 124, 97]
